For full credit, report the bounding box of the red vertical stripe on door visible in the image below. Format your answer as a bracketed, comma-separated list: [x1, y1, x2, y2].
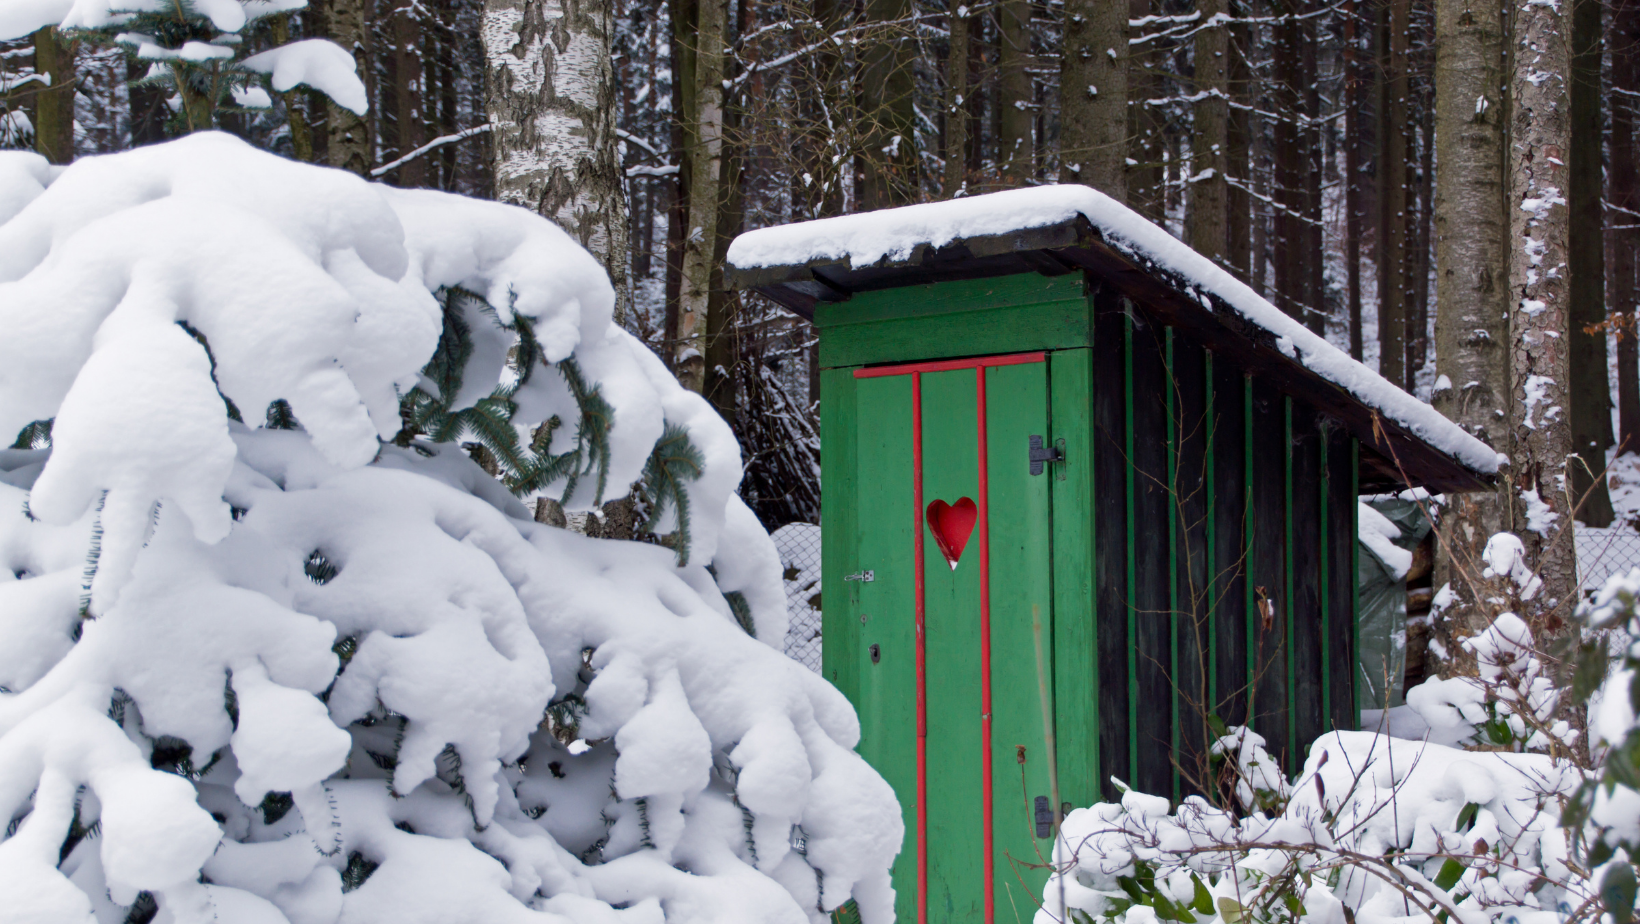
[911, 371, 928, 924]
[976, 367, 995, 924]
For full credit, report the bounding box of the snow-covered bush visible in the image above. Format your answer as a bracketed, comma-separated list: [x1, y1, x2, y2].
[0, 134, 899, 924]
[1038, 725, 1590, 924]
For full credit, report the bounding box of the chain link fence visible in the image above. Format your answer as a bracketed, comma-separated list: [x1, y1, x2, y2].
[772, 523, 823, 672]
[1577, 524, 1640, 599]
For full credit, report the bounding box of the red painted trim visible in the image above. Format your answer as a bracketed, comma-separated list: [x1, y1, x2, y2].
[912, 372, 928, 924]
[976, 367, 995, 924]
[852, 351, 1046, 379]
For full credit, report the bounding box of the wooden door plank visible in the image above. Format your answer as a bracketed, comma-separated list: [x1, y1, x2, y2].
[1209, 356, 1250, 731]
[851, 374, 920, 924]
[822, 367, 861, 701]
[919, 369, 985, 924]
[982, 361, 1054, 918]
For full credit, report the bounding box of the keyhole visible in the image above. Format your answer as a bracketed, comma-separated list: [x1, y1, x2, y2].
[869, 644, 881, 664]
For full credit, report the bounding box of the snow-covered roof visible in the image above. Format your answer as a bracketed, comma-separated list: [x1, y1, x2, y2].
[727, 185, 1503, 480]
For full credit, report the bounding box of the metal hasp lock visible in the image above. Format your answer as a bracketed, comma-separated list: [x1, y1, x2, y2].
[844, 570, 875, 583]
[1033, 795, 1053, 838]
[1028, 435, 1064, 476]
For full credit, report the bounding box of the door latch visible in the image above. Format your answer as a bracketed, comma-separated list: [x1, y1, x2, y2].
[1028, 435, 1064, 476]
[1034, 795, 1053, 838]
[844, 570, 875, 583]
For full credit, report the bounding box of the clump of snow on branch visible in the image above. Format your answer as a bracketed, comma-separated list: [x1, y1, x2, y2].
[0, 134, 900, 924]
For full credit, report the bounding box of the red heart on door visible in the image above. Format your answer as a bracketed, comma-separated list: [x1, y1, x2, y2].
[925, 497, 977, 570]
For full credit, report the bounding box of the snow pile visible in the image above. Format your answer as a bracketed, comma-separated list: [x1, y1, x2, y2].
[0, 135, 899, 924]
[727, 186, 1502, 476]
[1038, 728, 1589, 924]
[1356, 502, 1412, 580]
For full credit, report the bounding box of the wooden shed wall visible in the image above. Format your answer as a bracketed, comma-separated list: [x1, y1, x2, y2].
[1077, 282, 1358, 801]
[816, 272, 1359, 810]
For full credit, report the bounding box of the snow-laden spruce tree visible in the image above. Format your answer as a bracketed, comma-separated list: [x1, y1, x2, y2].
[0, 134, 900, 924]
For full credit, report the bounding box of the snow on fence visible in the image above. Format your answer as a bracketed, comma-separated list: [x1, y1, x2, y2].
[773, 523, 823, 672]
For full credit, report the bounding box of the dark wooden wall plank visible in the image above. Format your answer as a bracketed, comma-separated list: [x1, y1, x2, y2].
[1129, 308, 1175, 797]
[1325, 426, 1359, 733]
[1050, 348, 1101, 811]
[1092, 285, 1132, 800]
[1209, 355, 1250, 731]
[1289, 401, 1325, 755]
[1250, 379, 1291, 766]
[1171, 332, 1212, 796]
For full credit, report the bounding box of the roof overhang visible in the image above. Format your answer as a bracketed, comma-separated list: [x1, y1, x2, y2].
[726, 216, 1493, 495]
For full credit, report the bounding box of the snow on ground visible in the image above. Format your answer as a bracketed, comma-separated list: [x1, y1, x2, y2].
[728, 186, 1502, 477]
[0, 134, 900, 923]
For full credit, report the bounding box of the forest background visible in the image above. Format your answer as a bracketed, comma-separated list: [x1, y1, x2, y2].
[1, 0, 1630, 636]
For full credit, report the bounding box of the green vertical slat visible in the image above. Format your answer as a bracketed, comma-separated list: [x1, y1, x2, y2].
[1125, 314, 1140, 778]
[820, 367, 861, 702]
[1049, 348, 1099, 810]
[1284, 397, 1297, 758]
[1243, 375, 1255, 697]
[1319, 424, 1331, 727]
[1204, 350, 1216, 710]
[1166, 328, 1180, 801]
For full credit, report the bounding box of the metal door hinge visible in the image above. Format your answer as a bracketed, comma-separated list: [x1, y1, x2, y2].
[1034, 795, 1053, 838]
[1029, 435, 1064, 476]
[844, 570, 874, 583]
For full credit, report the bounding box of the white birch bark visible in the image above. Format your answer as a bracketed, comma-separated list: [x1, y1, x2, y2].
[1507, 0, 1577, 625]
[673, 0, 726, 393]
[483, 0, 632, 324]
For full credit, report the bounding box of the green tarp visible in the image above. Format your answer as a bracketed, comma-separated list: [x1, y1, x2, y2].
[1356, 498, 1430, 710]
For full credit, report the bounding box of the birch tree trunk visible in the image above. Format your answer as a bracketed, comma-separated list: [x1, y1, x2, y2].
[1058, 0, 1126, 196]
[670, 0, 726, 391]
[1187, 0, 1227, 262]
[1432, 0, 1510, 646]
[483, 0, 632, 325]
[1567, 0, 1613, 524]
[328, 0, 373, 175]
[1507, 0, 1577, 625]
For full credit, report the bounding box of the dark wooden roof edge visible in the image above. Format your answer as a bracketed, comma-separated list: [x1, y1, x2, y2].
[727, 218, 1493, 494]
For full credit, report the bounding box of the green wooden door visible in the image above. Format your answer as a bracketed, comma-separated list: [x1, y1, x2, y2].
[853, 354, 1056, 924]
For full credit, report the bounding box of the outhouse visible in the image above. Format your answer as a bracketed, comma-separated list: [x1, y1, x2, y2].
[724, 187, 1497, 924]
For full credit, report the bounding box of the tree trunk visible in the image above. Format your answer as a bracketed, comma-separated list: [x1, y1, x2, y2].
[1615, 0, 1640, 459]
[1058, 0, 1127, 197]
[392, 1, 426, 187]
[860, 0, 919, 206]
[1225, 0, 1251, 279]
[32, 27, 74, 165]
[328, 0, 372, 175]
[997, 0, 1033, 183]
[946, 10, 970, 195]
[1301, 4, 1324, 335]
[270, 14, 315, 162]
[1568, 0, 1614, 524]
[1127, 0, 1162, 221]
[483, 0, 632, 325]
[1271, 1, 1304, 324]
[1432, 0, 1511, 658]
[1378, 0, 1409, 388]
[1412, 85, 1434, 369]
[1507, 0, 1578, 624]
[670, 0, 725, 391]
[1344, 0, 1363, 359]
[1188, 0, 1228, 261]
